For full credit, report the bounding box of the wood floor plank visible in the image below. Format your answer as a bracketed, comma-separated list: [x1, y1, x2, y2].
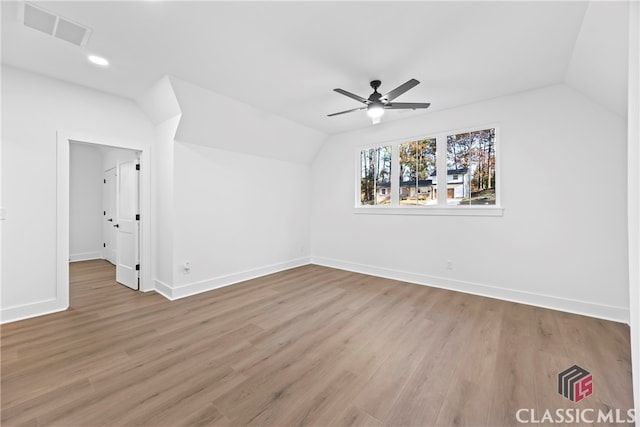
[485, 302, 539, 426]
[382, 316, 474, 426]
[0, 260, 633, 427]
[178, 403, 232, 427]
[0, 378, 94, 425]
[530, 306, 569, 356]
[434, 298, 504, 426]
[332, 405, 383, 427]
[277, 369, 364, 426]
[352, 317, 435, 421]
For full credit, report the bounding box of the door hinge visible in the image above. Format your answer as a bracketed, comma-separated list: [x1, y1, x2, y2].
[103, 243, 106, 248]
[103, 211, 106, 215]
[104, 179, 106, 183]
[136, 264, 140, 271]
[136, 164, 140, 171]
[136, 214, 140, 220]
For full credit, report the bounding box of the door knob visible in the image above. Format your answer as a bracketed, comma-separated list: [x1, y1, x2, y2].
[107, 218, 113, 222]
[113, 224, 119, 228]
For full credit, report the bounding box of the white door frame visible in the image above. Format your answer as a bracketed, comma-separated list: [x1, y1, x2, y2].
[103, 167, 117, 265]
[57, 130, 153, 309]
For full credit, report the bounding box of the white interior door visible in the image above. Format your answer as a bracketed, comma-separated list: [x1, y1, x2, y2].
[115, 160, 139, 290]
[103, 168, 116, 265]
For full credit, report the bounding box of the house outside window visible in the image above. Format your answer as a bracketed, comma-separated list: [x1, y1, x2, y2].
[399, 138, 437, 206]
[446, 128, 496, 205]
[356, 126, 501, 216]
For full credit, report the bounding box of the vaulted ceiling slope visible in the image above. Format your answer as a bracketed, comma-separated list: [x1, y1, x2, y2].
[0, 1, 630, 136]
[565, 1, 629, 119]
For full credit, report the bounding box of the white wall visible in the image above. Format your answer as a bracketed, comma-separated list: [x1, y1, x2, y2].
[69, 143, 103, 261]
[627, 0, 640, 417]
[136, 76, 182, 293]
[1, 66, 155, 322]
[165, 141, 310, 299]
[311, 83, 629, 322]
[152, 117, 179, 290]
[141, 75, 321, 300]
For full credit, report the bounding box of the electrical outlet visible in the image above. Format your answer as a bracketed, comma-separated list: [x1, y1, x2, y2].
[446, 260, 453, 270]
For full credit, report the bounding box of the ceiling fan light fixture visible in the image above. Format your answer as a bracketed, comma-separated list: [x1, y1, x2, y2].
[366, 102, 384, 119]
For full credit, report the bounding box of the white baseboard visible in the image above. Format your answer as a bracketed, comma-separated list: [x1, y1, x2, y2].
[153, 279, 174, 300]
[4, 256, 627, 325]
[1, 298, 68, 324]
[311, 256, 630, 324]
[154, 257, 312, 301]
[69, 251, 103, 262]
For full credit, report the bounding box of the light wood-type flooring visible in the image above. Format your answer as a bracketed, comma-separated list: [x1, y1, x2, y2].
[1, 260, 634, 426]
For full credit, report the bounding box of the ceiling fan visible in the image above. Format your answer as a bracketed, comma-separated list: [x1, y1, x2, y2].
[328, 79, 430, 124]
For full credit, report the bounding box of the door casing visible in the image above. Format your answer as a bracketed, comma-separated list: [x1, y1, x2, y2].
[103, 167, 117, 265]
[56, 130, 152, 312]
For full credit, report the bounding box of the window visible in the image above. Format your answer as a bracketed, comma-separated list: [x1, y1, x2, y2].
[360, 146, 392, 205]
[447, 128, 496, 205]
[356, 126, 501, 215]
[399, 138, 437, 206]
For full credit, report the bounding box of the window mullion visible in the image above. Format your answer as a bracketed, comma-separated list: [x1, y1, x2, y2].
[437, 134, 447, 205]
[391, 143, 400, 206]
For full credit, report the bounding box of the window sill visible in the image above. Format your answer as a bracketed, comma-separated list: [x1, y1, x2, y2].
[353, 206, 504, 217]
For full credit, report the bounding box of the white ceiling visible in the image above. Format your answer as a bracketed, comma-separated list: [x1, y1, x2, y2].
[1, 1, 629, 135]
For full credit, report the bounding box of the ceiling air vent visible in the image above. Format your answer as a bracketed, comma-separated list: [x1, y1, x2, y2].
[19, 2, 92, 47]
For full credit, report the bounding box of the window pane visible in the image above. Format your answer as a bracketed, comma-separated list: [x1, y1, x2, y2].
[360, 146, 392, 205]
[399, 138, 437, 205]
[446, 128, 496, 205]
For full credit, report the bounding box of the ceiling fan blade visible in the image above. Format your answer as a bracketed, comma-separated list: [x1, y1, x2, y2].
[334, 88, 369, 104]
[385, 102, 431, 110]
[327, 106, 367, 117]
[381, 79, 420, 102]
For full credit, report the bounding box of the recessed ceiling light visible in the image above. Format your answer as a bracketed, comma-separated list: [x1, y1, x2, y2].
[88, 55, 108, 66]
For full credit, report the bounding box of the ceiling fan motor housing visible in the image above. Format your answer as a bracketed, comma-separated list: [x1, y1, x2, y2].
[369, 80, 382, 102]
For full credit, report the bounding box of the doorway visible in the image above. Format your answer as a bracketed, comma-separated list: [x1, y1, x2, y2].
[70, 142, 141, 291]
[57, 130, 152, 313]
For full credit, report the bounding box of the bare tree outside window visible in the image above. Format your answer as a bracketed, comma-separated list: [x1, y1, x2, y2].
[360, 146, 392, 205]
[446, 128, 496, 205]
[399, 138, 437, 205]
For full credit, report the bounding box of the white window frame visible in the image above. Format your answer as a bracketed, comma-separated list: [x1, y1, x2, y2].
[354, 124, 504, 217]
